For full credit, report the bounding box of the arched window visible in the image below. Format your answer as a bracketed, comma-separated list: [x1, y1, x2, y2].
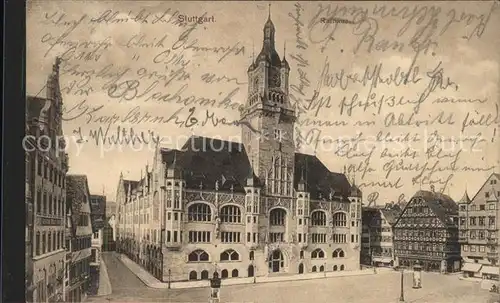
[300, 250, 304, 259]
[221, 269, 228, 279]
[188, 203, 212, 222]
[231, 269, 239, 277]
[249, 251, 254, 260]
[220, 205, 241, 223]
[201, 270, 209, 280]
[312, 266, 317, 272]
[333, 265, 338, 271]
[298, 263, 304, 274]
[311, 211, 326, 226]
[333, 248, 345, 258]
[188, 249, 209, 262]
[333, 212, 347, 227]
[319, 265, 325, 272]
[189, 271, 197, 280]
[220, 249, 239, 261]
[340, 265, 345, 271]
[311, 248, 325, 259]
[269, 208, 286, 226]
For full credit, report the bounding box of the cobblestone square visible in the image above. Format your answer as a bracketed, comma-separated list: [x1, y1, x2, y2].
[89, 253, 498, 303]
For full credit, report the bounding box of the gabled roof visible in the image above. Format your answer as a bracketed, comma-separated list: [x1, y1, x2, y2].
[294, 153, 352, 200]
[157, 136, 353, 200]
[471, 172, 500, 201]
[380, 208, 401, 225]
[160, 137, 255, 193]
[395, 190, 458, 227]
[66, 174, 92, 236]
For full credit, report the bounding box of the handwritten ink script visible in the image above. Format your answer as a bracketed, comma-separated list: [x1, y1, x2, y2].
[27, 1, 499, 203]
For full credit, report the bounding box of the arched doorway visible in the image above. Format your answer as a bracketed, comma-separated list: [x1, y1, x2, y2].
[248, 265, 255, 277]
[189, 271, 197, 280]
[201, 270, 209, 280]
[268, 249, 284, 273]
[298, 263, 304, 274]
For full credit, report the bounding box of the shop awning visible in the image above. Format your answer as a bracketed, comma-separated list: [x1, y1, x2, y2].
[462, 263, 482, 273]
[481, 266, 499, 275]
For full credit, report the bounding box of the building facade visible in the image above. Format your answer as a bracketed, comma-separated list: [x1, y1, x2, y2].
[103, 214, 117, 251]
[459, 173, 500, 279]
[27, 58, 69, 303]
[89, 194, 106, 295]
[26, 122, 35, 302]
[372, 207, 399, 267]
[65, 175, 93, 302]
[361, 204, 400, 267]
[361, 207, 379, 266]
[393, 189, 460, 273]
[116, 13, 363, 283]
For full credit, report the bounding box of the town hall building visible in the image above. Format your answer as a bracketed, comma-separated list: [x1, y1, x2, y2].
[116, 12, 363, 282]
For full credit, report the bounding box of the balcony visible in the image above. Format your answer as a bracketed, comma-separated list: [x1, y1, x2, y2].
[458, 237, 468, 243]
[488, 226, 498, 231]
[165, 243, 181, 251]
[487, 251, 498, 258]
[487, 238, 497, 245]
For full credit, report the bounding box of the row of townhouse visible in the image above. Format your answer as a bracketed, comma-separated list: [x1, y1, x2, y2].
[360, 173, 500, 280]
[25, 58, 105, 302]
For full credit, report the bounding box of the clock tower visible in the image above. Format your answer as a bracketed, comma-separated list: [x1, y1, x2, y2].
[240, 6, 295, 197]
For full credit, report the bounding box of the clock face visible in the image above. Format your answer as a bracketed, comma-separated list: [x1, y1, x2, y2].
[273, 73, 281, 86]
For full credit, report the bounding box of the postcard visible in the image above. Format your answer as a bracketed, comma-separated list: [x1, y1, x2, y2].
[25, 1, 500, 302]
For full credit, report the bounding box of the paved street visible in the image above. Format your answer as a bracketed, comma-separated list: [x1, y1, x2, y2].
[89, 252, 498, 303]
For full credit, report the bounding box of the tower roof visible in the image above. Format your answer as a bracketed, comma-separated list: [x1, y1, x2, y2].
[458, 190, 472, 204]
[255, 4, 281, 67]
[281, 42, 290, 69]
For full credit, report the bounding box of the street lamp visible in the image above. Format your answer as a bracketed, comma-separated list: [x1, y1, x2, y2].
[399, 268, 405, 302]
[251, 260, 256, 284]
[168, 269, 171, 289]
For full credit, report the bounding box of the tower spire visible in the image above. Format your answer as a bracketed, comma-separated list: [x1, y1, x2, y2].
[268, 3, 271, 19]
[252, 39, 255, 61]
[283, 41, 286, 59]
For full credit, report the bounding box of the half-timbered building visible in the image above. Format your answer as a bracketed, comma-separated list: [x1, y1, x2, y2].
[393, 188, 460, 273]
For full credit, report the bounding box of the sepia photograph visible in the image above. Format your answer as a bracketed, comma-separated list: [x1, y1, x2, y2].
[22, 1, 500, 302]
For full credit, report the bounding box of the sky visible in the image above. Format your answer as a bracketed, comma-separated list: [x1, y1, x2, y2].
[27, 1, 500, 205]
